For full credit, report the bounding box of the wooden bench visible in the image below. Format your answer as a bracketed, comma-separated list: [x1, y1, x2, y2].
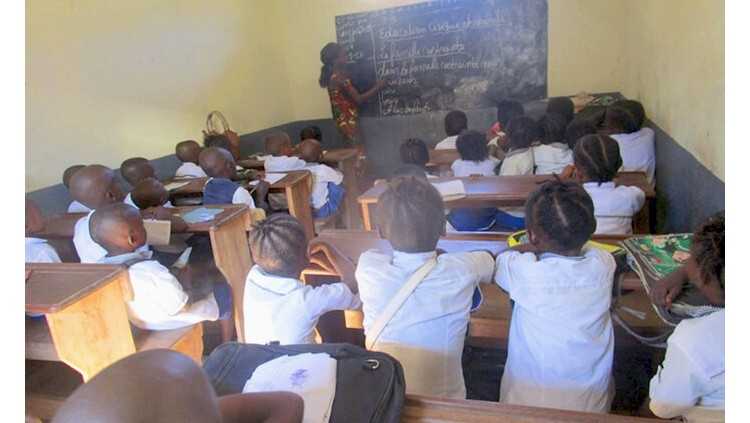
[358, 172, 655, 234]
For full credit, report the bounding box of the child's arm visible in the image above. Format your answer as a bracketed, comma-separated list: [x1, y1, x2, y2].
[340, 78, 386, 105]
[308, 239, 358, 294]
[218, 391, 304, 423]
[249, 180, 271, 212]
[649, 264, 687, 308]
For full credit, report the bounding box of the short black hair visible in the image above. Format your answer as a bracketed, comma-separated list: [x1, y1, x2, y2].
[248, 214, 308, 278]
[575, 105, 607, 128]
[300, 125, 322, 142]
[204, 133, 232, 151]
[444, 110, 468, 136]
[525, 180, 596, 252]
[692, 212, 725, 289]
[496, 99, 525, 128]
[456, 130, 488, 162]
[565, 119, 597, 149]
[573, 134, 623, 183]
[612, 100, 646, 129]
[376, 176, 445, 253]
[506, 116, 541, 150]
[62, 164, 85, 189]
[392, 164, 428, 180]
[120, 157, 153, 186]
[604, 106, 639, 134]
[538, 113, 568, 145]
[399, 138, 429, 167]
[546, 97, 575, 124]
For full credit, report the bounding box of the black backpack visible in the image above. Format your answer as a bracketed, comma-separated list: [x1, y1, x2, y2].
[203, 342, 406, 423]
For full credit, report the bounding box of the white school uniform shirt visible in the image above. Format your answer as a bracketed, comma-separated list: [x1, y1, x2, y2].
[434, 135, 458, 150]
[357, 249, 495, 399]
[67, 200, 91, 213]
[175, 162, 207, 178]
[123, 193, 174, 209]
[25, 238, 61, 263]
[649, 309, 725, 423]
[73, 210, 150, 263]
[305, 163, 344, 210]
[498, 148, 536, 217]
[451, 157, 500, 177]
[264, 155, 306, 172]
[610, 127, 656, 185]
[99, 250, 218, 330]
[532, 143, 573, 174]
[583, 182, 646, 235]
[495, 247, 616, 413]
[243, 265, 361, 344]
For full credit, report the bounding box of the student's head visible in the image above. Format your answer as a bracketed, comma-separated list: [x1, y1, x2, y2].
[375, 176, 445, 253]
[264, 132, 293, 157]
[564, 119, 598, 150]
[52, 350, 224, 423]
[538, 113, 568, 145]
[203, 133, 236, 158]
[689, 212, 725, 305]
[248, 214, 308, 279]
[506, 116, 541, 150]
[525, 180, 596, 254]
[575, 105, 607, 130]
[198, 147, 236, 179]
[573, 134, 623, 184]
[612, 100, 646, 129]
[392, 164, 428, 180]
[120, 157, 155, 187]
[175, 140, 202, 164]
[455, 130, 488, 162]
[69, 165, 125, 210]
[26, 199, 45, 235]
[546, 97, 575, 124]
[495, 99, 525, 129]
[131, 177, 169, 209]
[89, 203, 147, 256]
[399, 138, 430, 168]
[298, 138, 323, 163]
[319, 42, 347, 88]
[62, 164, 85, 189]
[604, 105, 638, 134]
[299, 125, 322, 142]
[444, 110, 468, 137]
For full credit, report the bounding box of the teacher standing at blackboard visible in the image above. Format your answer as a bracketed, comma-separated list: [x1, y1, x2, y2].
[319, 42, 385, 153]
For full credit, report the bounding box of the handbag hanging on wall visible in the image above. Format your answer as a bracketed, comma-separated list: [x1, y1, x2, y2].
[205, 110, 231, 136]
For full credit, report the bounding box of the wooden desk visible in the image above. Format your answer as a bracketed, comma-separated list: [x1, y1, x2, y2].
[426, 148, 460, 172]
[358, 173, 655, 233]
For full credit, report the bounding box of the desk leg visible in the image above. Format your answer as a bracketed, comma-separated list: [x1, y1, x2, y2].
[285, 177, 315, 240]
[339, 158, 361, 229]
[172, 324, 204, 364]
[360, 202, 373, 231]
[45, 276, 136, 382]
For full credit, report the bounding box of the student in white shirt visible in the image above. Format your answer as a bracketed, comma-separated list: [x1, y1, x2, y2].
[322, 176, 494, 398]
[26, 199, 61, 264]
[91, 203, 225, 331]
[495, 180, 615, 413]
[486, 99, 525, 158]
[128, 177, 188, 232]
[496, 116, 539, 230]
[534, 113, 573, 174]
[62, 164, 89, 213]
[434, 110, 467, 150]
[298, 139, 346, 218]
[603, 103, 656, 185]
[243, 214, 360, 344]
[572, 134, 645, 235]
[263, 132, 306, 173]
[648, 213, 724, 422]
[174, 140, 207, 178]
[199, 147, 269, 211]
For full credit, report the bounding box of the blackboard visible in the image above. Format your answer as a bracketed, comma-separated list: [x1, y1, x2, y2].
[335, 0, 548, 118]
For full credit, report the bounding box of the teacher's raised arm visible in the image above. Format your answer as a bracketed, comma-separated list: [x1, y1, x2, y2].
[319, 42, 385, 150]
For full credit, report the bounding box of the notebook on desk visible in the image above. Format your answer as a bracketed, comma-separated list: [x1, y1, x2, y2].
[431, 180, 466, 201]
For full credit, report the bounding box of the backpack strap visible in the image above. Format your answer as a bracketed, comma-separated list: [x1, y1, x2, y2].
[366, 257, 437, 351]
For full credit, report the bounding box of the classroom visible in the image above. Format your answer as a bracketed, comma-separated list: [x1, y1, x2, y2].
[23, 0, 727, 422]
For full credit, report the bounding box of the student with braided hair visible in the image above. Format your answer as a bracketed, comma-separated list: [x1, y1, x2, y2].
[533, 113, 574, 174]
[494, 180, 615, 413]
[243, 214, 360, 344]
[572, 134, 645, 234]
[603, 101, 656, 185]
[648, 213, 724, 422]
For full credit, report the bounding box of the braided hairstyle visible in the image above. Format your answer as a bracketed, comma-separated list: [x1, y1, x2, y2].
[692, 212, 725, 289]
[612, 100, 646, 129]
[319, 42, 344, 88]
[573, 134, 623, 183]
[546, 97, 575, 125]
[456, 130, 488, 162]
[248, 214, 308, 278]
[376, 176, 445, 253]
[444, 110, 468, 136]
[564, 119, 597, 150]
[604, 105, 639, 134]
[538, 113, 568, 145]
[496, 99, 524, 128]
[506, 116, 541, 150]
[525, 180, 596, 252]
[399, 138, 430, 167]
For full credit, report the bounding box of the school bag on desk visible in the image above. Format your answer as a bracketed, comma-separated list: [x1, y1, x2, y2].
[203, 342, 405, 423]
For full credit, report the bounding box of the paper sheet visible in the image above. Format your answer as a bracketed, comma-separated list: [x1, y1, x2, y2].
[143, 219, 171, 246]
[431, 180, 466, 201]
[164, 181, 191, 191]
[180, 207, 224, 224]
[264, 172, 287, 185]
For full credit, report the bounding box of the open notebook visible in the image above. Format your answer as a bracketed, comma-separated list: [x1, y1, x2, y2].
[430, 180, 466, 201]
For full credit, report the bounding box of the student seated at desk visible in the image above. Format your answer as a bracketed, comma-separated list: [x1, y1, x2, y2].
[25, 199, 61, 263]
[546, 96, 575, 126]
[120, 156, 159, 208]
[299, 124, 322, 142]
[495, 180, 615, 413]
[174, 140, 207, 178]
[130, 177, 188, 232]
[243, 214, 360, 344]
[399, 138, 432, 175]
[333, 176, 494, 399]
[648, 213, 724, 423]
[602, 101, 656, 185]
[564, 118, 598, 150]
[62, 164, 89, 213]
[199, 147, 257, 208]
[298, 139, 346, 219]
[533, 113, 573, 174]
[204, 130, 241, 160]
[262, 132, 306, 210]
[434, 110, 467, 150]
[91, 203, 227, 330]
[52, 349, 304, 423]
[569, 134, 645, 235]
[486, 98, 525, 155]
